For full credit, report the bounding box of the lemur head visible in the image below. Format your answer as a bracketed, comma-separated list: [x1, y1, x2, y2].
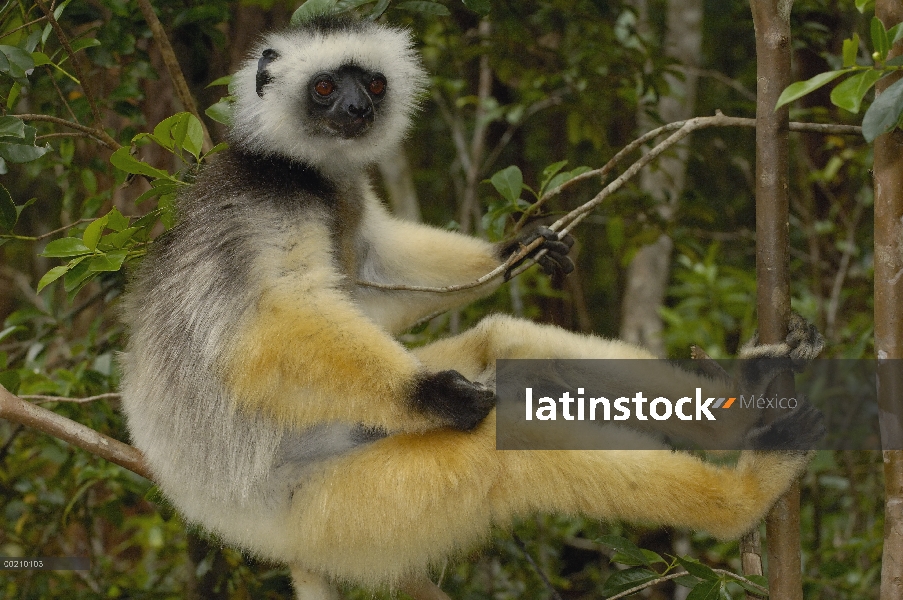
[231, 16, 427, 176]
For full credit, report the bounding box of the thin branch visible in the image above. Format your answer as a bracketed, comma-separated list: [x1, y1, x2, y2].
[481, 91, 565, 174]
[33, 0, 102, 126]
[0, 15, 47, 40]
[511, 533, 564, 600]
[675, 65, 758, 102]
[1, 217, 98, 241]
[136, 0, 214, 153]
[15, 113, 120, 150]
[36, 132, 97, 141]
[357, 114, 862, 293]
[21, 392, 121, 404]
[0, 385, 151, 480]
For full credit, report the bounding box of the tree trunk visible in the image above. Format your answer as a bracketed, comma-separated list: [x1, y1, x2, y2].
[748, 1, 801, 599]
[621, 0, 703, 356]
[875, 3, 903, 600]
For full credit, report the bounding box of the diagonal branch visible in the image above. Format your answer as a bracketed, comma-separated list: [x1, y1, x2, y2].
[136, 0, 214, 153]
[356, 115, 862, 293]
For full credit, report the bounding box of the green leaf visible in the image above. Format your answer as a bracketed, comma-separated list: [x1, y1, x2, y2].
[889, 24, 903, 47]
[776, 70, 848, 110]
[179, 114, 204, 159]
[291, 0, 339, 24]
[0, 45, 35, 79]
[676, 556, 719, 581]
[490, 166, 524, 203]
[0, 129, 51, 163]
[205, 98, 233, 126]
[862, 75, 903, 142]
[82, 215, 109, 251]
[830, 69, 885, 113]
[106, 208, 130, 232]
[736, 573, 768, 593]
[135, 181, 185, 205]
[539, 160, 568, 193]
[36, 265, 70, 293]
[63, 258, 93, 293]
[110, 147, 170, 179]
[87, 250, 127, 273]
[368, 0, 390, 20]
[871, 17, 889, 61]
[842, 33, 860, 68]
[206, 75, 232, 88]
[396, 1, 451, 15]
[855, 0, 874, 12]
[600, 567, 660, 597]
[0, 369, 20, 393]
[462, 0, 491, 15]
[6, 82, 20, 110]
[0, 115, 25, 139]
[685, 580, 721, 600]
[69, 38, 101, 53]
[203, 142, 230, 160]
[30, 51, 51, 67]
[547, 166, 592, 191]
[100, 227, 140, 249]
[41, 237, 91, 258]
[596, 535, 649, 565]
[0, 184, 14, 230]
[335, 0, 376, 9]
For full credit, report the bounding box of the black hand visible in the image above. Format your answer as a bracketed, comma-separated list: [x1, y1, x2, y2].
[500, 226, 575, 280]
[411, 370, 496, 431]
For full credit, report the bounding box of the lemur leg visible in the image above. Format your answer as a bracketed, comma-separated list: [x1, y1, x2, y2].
[286, 411, 814, 588]
[412, 314, 759, 446]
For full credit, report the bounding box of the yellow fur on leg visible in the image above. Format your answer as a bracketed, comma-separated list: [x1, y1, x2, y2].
[284, 410, 806, 588]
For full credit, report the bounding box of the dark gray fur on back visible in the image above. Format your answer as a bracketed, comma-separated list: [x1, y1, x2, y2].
[121, 147, 369, 507]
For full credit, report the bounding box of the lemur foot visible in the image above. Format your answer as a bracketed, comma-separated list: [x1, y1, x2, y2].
[740, 313, 825, 363]
[746, 401, 825, 452]
[738, 313, 824, 392]
[412, 370, 496, 431]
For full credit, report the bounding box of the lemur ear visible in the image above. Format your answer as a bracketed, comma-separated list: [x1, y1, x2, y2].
[256, 49, 280, 97]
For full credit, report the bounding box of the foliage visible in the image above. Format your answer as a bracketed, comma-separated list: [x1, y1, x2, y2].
[0, 0, 887, 598]
[777, 15, 903, 142]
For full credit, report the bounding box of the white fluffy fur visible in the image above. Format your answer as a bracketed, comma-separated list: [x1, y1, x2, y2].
[230, 23, 427, 176]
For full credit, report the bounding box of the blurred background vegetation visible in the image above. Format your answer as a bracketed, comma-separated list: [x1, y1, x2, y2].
[0, 0, 887, 598]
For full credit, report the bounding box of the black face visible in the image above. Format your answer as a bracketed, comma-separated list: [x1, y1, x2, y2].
[306, 65, 387, 139]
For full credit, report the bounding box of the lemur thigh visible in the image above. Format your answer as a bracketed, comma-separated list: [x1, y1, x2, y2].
[287, 411, 807, 586]
[412, 314, 758, 444]
[225, 270, 436, 432]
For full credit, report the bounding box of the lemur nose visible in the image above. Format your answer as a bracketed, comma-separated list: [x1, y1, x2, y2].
[347, 103, 372, 118]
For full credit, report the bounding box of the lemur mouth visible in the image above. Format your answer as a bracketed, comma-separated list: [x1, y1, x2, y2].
[337, 117, 372, 139]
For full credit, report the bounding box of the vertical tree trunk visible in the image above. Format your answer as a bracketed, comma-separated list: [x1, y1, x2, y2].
[621, 0, 703, 356]
[875, 3, 903, 599]
[748, 1, 802, 599]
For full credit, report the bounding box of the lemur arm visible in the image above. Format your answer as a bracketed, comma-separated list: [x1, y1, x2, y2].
[354, 192, 572, 333]
[222, 221, 493, 433]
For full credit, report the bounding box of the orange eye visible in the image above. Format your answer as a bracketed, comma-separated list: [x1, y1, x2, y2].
[368, 78, 386, 96]
[314, 80, 334, 96]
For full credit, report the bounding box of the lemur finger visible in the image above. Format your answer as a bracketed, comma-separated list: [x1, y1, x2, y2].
[537, 252, 575, 276]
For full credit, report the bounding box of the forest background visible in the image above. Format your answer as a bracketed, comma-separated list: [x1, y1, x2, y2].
[0, 0, 896, 598]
